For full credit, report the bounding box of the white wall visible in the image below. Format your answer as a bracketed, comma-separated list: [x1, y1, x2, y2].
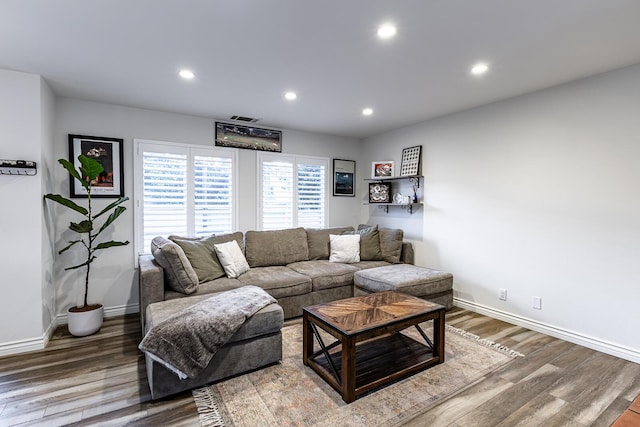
[362, 63, 640, 362]
[0, 70, 54, 350]
[53, 98, 362, 318]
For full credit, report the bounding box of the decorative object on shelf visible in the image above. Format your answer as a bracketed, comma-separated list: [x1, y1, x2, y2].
[371, 160, 394, 178]
[369, 182, 391, 203]
[215, 121, 282, 152]
[0, 159, 37, 176]
[44, 155, 130, 336]
[69, 134, 124, 198]
[393, 193, 404, 204]
[333, 159, 355, 197]
[412, 182, 419, 203]
[400, 145, 422, 176]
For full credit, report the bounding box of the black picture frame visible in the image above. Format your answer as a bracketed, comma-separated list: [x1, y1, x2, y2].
[369, 182, 391, 203]
[68, 134, 124, 198]
[400, 145, 422, 176]
[333, 159, 355, 196]
[215, 122, 282, 152]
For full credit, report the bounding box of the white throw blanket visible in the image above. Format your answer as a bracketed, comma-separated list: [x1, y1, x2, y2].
[139, 285, 276, 379]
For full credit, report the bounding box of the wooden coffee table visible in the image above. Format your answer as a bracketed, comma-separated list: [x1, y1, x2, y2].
[302, 291, 445, 403]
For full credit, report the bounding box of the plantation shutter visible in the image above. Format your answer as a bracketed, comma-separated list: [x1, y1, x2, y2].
[258, 153, 328, 230]
[135, 141, 236, 254]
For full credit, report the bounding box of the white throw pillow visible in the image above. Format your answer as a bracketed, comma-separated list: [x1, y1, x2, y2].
[213, 240, 250, 278]
[329, 234, 361, 263]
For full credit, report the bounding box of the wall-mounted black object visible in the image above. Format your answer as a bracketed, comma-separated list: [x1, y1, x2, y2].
[0, 159, 37, 176]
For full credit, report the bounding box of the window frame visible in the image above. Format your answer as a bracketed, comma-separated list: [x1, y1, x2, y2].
[256, 152, 330, 230]
[133, 138, 238, 256]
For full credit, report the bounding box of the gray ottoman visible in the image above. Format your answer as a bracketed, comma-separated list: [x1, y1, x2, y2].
[144, 294, 284, 399]
[354, 264, 453, 309]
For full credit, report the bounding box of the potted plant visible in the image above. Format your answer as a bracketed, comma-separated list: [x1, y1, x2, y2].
[45, 155, 129, 336]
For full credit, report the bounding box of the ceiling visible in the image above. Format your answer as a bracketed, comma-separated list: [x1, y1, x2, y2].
[2, 1, 640, 139]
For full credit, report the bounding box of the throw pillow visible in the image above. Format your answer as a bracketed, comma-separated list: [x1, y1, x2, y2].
[359, 224, 404, 263]
[343, 225, 383, 261]
[150, 236, 199, 294]
[213, 240, 250, 279]
[169, 234, 225, 283]
[329, 234, 361, 263]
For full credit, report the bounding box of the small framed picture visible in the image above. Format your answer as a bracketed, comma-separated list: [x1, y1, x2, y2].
[400, 145, 422, 176]
[371, 161, 394, 178]
[369, 182, 391, 203]
[333, 159, 355, 196]
[68, 134, 124, 198]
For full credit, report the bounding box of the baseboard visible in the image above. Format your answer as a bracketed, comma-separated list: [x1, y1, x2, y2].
[0, 303, 139, 357]
[454, 297, 640, 364]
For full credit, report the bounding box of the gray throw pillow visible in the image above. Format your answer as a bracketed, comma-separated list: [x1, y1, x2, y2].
[150, 236, 199, 294]
[343, 225, 383, 261]
[358, 224, 404, 263]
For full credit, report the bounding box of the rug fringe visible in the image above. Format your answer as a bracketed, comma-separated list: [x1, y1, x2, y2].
[446, 324, 525, 358]
[192, 386, 226, 427]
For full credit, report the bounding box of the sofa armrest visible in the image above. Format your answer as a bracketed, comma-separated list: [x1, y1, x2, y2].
[138, 254, 165, 333]
[401, 242, 414, 265]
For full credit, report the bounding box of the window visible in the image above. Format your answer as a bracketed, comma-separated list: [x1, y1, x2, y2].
[134, 140, 236, 254]
[258, 152, 328, 230]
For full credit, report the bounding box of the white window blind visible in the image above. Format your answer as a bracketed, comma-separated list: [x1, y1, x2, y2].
[258, 153, 328, 230]
[135, 141, 236, 254]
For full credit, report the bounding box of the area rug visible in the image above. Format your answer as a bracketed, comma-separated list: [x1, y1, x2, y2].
[192, 321, 524, 427]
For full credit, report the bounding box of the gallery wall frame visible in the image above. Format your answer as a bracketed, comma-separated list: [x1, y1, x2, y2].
[400, 145, 422, 176]
[371, 160, 394, 178]
[215, 122, 282, 152]
[333, 159, 356, 196]
[368, 182, 391, 203]
[68, 134, 124, 198]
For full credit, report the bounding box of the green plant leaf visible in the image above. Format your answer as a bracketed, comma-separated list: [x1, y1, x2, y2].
[95, 206, 126, 237]
[58, 240, 81, 254]
[64, 256, 96, 271]
[44, 194, 88, 216]
[95, 240, 130, 250]
[94, 196, 129, 219]
[69, 220, 93, 234]
[58, 158, 83, 183]
[78, 155, 103, 181]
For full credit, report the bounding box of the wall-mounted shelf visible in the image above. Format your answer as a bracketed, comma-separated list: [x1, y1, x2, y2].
[365, 175, 423, 214]
[364, 202, 422, 214]
[0, 160, 37, 176]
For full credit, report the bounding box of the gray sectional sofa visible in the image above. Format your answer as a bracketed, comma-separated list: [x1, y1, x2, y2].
[138, 225, 414, 330]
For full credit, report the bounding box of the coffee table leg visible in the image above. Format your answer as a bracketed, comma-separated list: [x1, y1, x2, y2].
[303, 314, 312, 366]
[434, 309, 445, 363]
[341, 335, 356, 403]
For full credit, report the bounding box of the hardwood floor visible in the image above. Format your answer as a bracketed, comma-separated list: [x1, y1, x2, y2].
[0, 308, 637, 426]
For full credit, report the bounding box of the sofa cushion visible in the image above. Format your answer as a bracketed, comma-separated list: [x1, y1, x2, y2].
[145, 293, 284, 345]
[237, 266, 312, 298]
[150, 236, 199, 294]
[354, 264, 453, 296]
[245, 228, 309, 267]
[344, 225, 383, 261]
[214, 241, 250, 279]
[359, 224, 404, 263]
[351, 260, 392, 270]
[165, 277, 243, 301]
[329, 234, 360, 263]
[170, 233, 244, 283]
[288, 260, 359, 291]
[306, 226, 354, 260]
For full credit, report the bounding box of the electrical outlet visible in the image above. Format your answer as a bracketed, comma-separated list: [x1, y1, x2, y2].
[498, 288, 507, 301]
[532, 296, 542, 310]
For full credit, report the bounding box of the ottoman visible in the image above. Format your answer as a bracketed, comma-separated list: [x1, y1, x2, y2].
[354, 264, 453, 309]
[144, 293, 284, 399]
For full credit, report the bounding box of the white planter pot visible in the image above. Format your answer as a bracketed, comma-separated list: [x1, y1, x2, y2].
[67, 304, 103, 337]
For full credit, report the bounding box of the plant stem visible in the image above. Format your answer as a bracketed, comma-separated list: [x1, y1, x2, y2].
[84, 186, 92, 308]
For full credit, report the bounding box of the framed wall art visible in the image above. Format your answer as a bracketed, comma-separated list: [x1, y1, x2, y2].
[68, 134, 124, 198]
[371, 160, 394, 178]
[215, 122, 282, 152]
[333, 159, 355, 196]
[369, 182, 391, 203]
[400, 145, 422, 176]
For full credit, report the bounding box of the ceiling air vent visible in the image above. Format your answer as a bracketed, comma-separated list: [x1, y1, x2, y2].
[230, 115, 259, 123]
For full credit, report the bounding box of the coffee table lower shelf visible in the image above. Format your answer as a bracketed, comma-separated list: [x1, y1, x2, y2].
[306, 332, 440, 401]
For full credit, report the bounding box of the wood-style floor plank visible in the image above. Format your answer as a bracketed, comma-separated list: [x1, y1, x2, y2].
[0, 309, 637, 426]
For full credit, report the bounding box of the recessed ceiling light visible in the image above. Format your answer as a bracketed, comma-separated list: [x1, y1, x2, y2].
[470, 62, 489, 76]
[377, 23, 397, 40]
[362, 108, 374, 116]
[284, 91, 297, 100]
[179, 69, 195, 79]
